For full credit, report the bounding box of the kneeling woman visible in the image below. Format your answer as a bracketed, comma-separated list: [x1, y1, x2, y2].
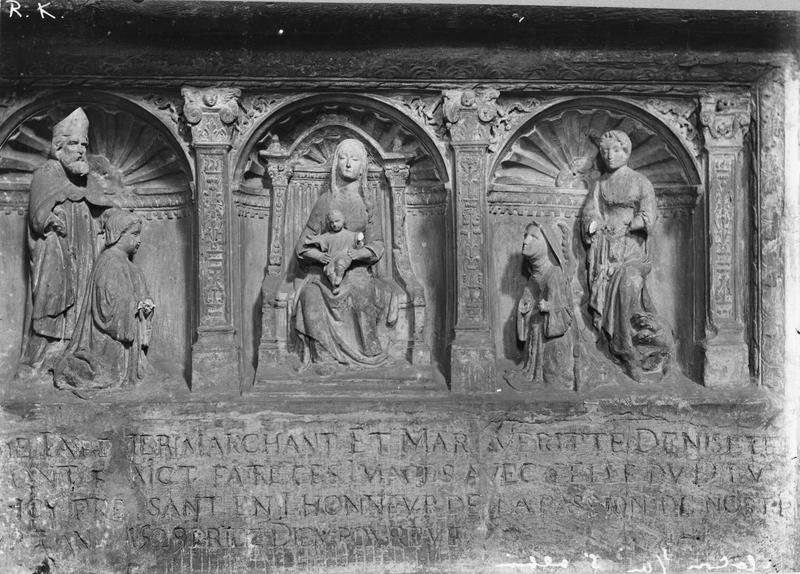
[55, 209, 154, 391]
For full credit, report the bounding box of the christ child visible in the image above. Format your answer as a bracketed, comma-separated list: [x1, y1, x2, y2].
[304, 208, 364, 293]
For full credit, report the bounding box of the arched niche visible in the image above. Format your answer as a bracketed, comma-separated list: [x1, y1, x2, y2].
[0, 93, 194, 382]
[231, 95, 450, 377]
[489, 98, 704, 382]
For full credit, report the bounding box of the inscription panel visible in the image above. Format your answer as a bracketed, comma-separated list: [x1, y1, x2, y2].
[0, 402, 790, 572]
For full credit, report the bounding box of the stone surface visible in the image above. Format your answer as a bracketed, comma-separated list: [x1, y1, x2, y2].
[0, 3, 797, 574]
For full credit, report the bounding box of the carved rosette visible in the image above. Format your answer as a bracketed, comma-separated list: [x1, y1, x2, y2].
[182, 86, 242, 387]
[445, 89, 498, 391]
[699, 93, 751, 388]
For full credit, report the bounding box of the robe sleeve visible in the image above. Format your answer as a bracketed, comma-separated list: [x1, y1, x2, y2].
[542, 270, 571, 339]
[361, 201, 384, 263]
[581, 181, 602, 244]
[516, 286, 534, 342]
[92, 253, 139, 343]
[296, 195, 330, 263]
[29, 162, 67, 236]
[635, 176, 658, 233]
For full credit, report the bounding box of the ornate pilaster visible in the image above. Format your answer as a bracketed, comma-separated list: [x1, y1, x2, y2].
[257, 138, 293, 369]
[384, 159, 429, 365]
[443, 89, 498, 391]
[182, 87, 241, 390]
[699, 93, 751, 388]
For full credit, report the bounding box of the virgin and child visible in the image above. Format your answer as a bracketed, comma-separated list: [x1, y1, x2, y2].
[293, 138, 395, 368]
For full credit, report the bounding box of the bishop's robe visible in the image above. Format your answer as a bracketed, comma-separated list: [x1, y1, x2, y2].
[21, 159, 115, 365]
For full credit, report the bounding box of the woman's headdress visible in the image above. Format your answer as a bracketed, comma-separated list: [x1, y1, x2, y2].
[103, 208, 141, 247]
[529, 218, 571, 271]
[330, 138, 369, 196]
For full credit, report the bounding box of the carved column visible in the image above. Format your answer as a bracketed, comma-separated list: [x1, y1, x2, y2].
[182, 87, 241, 390]
[383, 159, 429, 365]
[257, 140, 293, 369]
[699, 94, 751, 388]
[443, 89, 499, 391]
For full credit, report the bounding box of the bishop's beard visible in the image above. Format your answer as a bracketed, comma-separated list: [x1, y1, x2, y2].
[62, 158, 90, 177]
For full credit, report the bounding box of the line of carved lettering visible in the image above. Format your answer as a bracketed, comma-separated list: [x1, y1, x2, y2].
[485, 429, 784, 457]
[126, 429, 470, 459]
[9, 464, 106, 490]
[1, 434, 112, 459]
[130, 460, 461, 488]
[9, 496, 126, 524]
[125, 522, 463, 551]
[491, 493, 793, 519]
[141, 492, 480, 521]
[489, 461, 774, 486]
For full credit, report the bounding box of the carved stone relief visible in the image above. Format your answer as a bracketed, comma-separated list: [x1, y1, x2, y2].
[0, 64, 793, 574]
[0, 103, 190, 384]
[54, 208, 154, 395]
[491, 101, 701, 386]
[244, 99, 447, 382]
[581, 130, 674, 382]
[506, 219, 579, 391]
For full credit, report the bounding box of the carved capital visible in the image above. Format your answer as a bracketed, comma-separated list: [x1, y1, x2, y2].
[443, 89, 500, 143]
[266, 162, 293, 188]
[182, 87, 241, 146]
[700, 94, 750, 149]
[383, 162, 410, 188]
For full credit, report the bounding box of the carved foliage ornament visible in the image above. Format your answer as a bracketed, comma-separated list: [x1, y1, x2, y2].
[235, 94, 291, 149]
[454, 149, 487, 325]
[182, 87, 241, 145]
[644, 98, 701, 157]
[198, 152, 227, 325]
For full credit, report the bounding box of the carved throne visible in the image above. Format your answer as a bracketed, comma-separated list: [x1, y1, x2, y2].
[255, 125, 428, 377]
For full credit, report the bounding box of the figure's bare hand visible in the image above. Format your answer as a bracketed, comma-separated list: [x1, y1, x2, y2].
[587, 220, 598, 235]
[538, 299, 551, 313]
[142, 298, 155, 315]
[47, 214, 67, 237]
[319, 253, 332, 264]
[348, 247, 372, 262]
[629, 214, 645, 231]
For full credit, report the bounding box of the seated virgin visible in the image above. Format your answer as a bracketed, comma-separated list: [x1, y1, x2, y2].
[54, 209, 154, 391]
[293, 138, 396, 368]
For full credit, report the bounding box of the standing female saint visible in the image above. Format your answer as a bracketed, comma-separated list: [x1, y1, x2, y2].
[582, 130, 672, 381]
